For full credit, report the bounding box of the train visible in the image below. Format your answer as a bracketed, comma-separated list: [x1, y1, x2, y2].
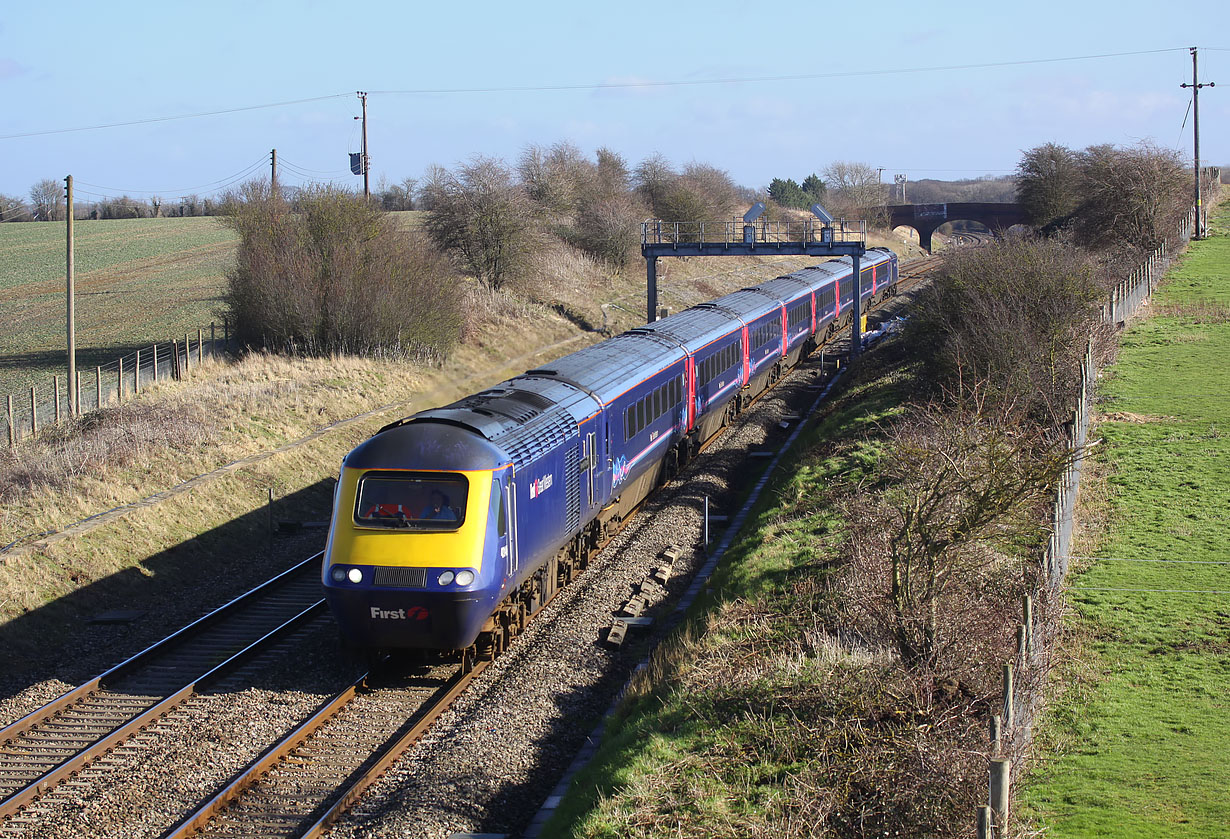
[322, 248, 899, 663]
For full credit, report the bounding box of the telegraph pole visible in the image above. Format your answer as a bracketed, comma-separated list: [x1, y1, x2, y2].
[65, 175, 76, 416]
[271, 148, 278, 197]
[355, 91, 370, 198]
[1181, 47, 1215, 239]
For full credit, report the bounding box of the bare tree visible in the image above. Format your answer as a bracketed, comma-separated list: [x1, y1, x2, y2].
[0, 194, 32, 222]
[845, 405, 1071, 669]
[633, 152, 677, 215]
[1016, 142, 1081, 227]
[29, 179, 64, 221]
[518, 141, 592, 215]
[1073, 141, 1188, 252]
[822, 161, 887, 220]
[423, 157, 539, 289]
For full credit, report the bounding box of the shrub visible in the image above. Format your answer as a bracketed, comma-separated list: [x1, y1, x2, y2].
[224, 183, 461, 359]
[906, 236, 1105, 425]
[423, 157, 539, 290]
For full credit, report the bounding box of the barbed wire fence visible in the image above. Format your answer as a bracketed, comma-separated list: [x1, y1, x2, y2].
[3, 321, 231, 447]
[975, 206, 1199, 837]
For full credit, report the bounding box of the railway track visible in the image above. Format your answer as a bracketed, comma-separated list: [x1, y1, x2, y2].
[0, 555, 327, 827]
[0, 253, 944, 837]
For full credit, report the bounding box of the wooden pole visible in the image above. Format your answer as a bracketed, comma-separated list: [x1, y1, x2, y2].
[989, 759, 1010, 832]
[184, 333, 191, 374]
[66, 175, 76, 417]
[197, 328, 203, 365]
[210, 322, 216, 358]
[172, 340, 180, 380]
[96, 366, 102, 408]
[1002, 663, 1014, 729]
[7, 395, 14, 448]
[134, 348, 141, 395]
[54, 375, 61, 424]
[30, 385, 37, 437]
[118, 357, 124, 402]
[977, 805, 993, 839]
[75, 370, 81, 416]
[153, 345, 159, 383]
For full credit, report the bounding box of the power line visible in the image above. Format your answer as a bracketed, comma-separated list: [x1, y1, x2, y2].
[0, 95, 352, 141]
[0, 47, 1191, 142]
[371, 48, 1187, 97]
[74, 153, 271, 197]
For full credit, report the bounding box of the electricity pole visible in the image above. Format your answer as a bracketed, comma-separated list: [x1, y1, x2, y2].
[1181, 47, 1215, 239]
[65, 175, 76, 416]
[271, 148, 277, 197]
[355, 91, 370, 198]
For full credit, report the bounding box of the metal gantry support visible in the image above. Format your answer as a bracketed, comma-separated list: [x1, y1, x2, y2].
[641, 204, 869, 355]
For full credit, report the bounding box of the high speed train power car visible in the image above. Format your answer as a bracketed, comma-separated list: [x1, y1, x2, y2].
[322, 249, 898, 662]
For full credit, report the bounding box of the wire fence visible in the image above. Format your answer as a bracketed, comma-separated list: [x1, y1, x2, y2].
[974, 207, 1198, 838]
[3, 322, 232, 447]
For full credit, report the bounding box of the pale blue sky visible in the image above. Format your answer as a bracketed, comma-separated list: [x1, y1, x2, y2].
[1, 1, 1226, 203]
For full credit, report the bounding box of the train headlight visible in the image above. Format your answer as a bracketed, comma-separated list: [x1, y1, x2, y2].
[437, 571, 455, 586]
[455, 570, 475, 586]
[330, 567, 346, 582]
[347, 568, 364, 584]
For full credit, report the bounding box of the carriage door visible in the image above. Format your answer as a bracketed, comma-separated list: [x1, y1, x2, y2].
[504, 477, 519, 577]
[584, 431, 598, 509]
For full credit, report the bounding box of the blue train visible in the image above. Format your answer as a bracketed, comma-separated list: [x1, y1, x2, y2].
[322, 248, 899, 661]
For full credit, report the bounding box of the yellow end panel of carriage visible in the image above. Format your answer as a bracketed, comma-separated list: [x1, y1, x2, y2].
[332, 467, 493, 571]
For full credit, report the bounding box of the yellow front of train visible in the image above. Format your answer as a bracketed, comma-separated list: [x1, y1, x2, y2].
[322, 420, 513, 651]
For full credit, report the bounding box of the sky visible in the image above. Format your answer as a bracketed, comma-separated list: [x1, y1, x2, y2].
[1, 0, 1227, 206]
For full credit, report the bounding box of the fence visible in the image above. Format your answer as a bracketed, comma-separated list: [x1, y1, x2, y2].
[974, 209, 1197, 837]
[3, 322, 231, 447]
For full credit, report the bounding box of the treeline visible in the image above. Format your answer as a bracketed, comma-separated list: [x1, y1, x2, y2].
[223, 144, 751, 358]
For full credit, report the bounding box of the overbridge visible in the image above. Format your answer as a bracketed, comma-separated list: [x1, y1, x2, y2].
[885, 202, 1028, 251]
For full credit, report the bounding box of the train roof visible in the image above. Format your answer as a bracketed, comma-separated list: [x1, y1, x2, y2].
[632, 306, 741, 355]
[524, 331, 686, 406]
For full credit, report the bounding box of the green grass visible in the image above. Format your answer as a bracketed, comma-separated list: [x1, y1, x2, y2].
[1020, 207, 1230, 837]
[542, 345, 990, 838]
[0, 216, 237, 395]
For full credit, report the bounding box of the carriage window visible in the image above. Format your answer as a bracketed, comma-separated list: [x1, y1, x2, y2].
[491, 477, 507, 538]
[355, 471, 467, 530]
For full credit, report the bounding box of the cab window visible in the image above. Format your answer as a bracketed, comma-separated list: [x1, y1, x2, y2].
[354, 471, 468, 530]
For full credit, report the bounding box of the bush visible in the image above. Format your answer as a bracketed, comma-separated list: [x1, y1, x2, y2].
[224, 183, 461, 359]
[906, 236, 1105, 425]
[423, 157, 539, 290]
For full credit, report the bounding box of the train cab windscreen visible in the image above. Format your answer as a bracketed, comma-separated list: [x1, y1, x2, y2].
[354, 471, 468, 530]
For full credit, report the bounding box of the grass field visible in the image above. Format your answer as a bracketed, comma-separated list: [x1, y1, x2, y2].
[1020, 207, 1230, 836]
[0, 217, 237, 397]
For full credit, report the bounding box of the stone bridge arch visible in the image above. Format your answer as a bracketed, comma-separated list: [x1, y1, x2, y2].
[884, 203, 1029, 252]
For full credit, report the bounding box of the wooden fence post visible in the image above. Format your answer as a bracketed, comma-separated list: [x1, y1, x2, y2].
[184, 333, 191, 375]
[197, 328, 203, 365]
[7, 395, 13, 448]
[977, 805, 994, 839]
[30, 385, 37, 437]
[990, 715, 1002, 757]
[134, 348, 141, 395]
[118, 357, 124, 403]
[1002, 663, 1015, 729]
[153, 345, 159, 383]
[54, 375, 61, 424]
[989, 759, 1010, 833]
[210, 322, 216, 357]
[96, 366, 102, 409]
[1023, 595, 1034, 659]
[172, 340, 181, 380]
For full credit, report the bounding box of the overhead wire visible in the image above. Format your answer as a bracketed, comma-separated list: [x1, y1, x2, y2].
[0, 47, 1195, 144]
[74, 153, 272, 197]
